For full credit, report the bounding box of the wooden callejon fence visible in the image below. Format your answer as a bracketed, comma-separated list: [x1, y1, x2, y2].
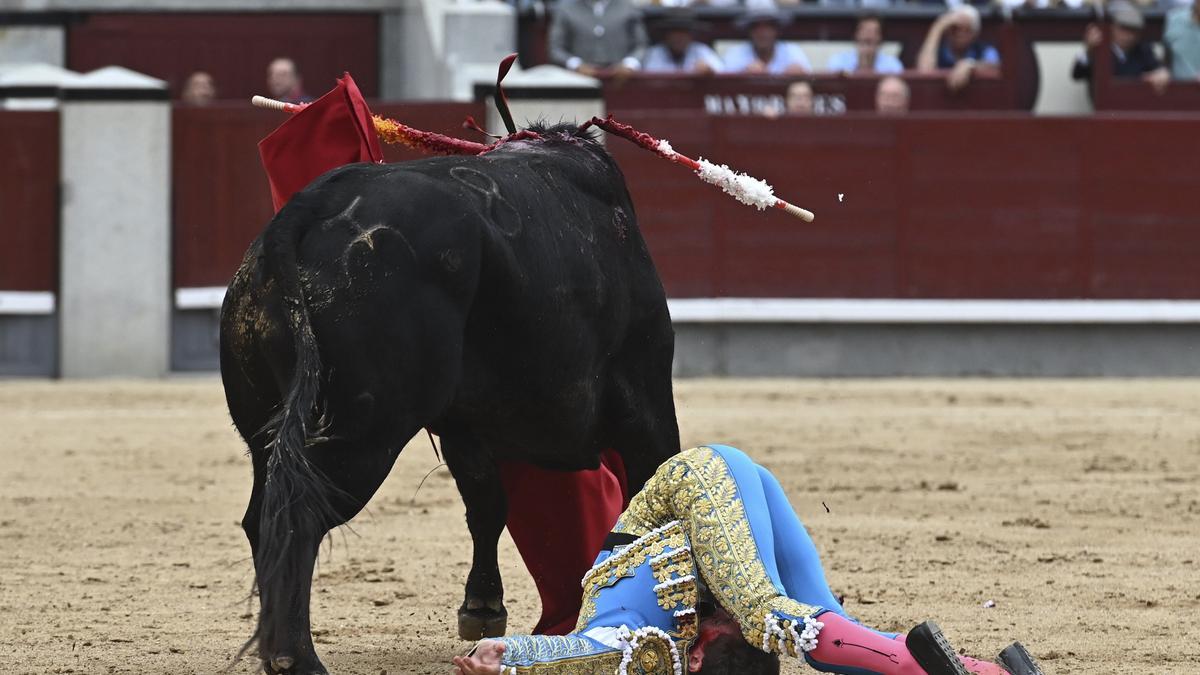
[170, 103, 1200, 375]
[5, 81, 1199, 376]
[0, 110, 59, 376]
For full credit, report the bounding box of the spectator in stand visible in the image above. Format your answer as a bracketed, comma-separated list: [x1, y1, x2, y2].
[916, 5, 1000, 92]
[641, 0, 740, 6]
[180, 71, 216, 105]
[723, 5, 812, 75]
[266, 58, 313, 104]
[993, 0, 1087, 9]
[761, 79, 813, 118]
[643, 9, 723, 74]
[786, 79, 815, 113]
[827, 14, 903, 74]
[549, 0, 648, 76]
[1071, 1, 1170, 93]
[1164, 0, 1200, 80]
[875, 75, 910, 114]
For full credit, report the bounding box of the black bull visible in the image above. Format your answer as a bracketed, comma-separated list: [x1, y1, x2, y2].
[219, 126, 680, 674]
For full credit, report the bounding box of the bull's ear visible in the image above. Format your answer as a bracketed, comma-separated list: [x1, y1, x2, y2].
[494, 53, 519, 135]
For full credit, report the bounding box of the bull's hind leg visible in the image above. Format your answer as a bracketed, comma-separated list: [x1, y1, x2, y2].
[442, 429, 509, 639]
[247, 437, 405, 675]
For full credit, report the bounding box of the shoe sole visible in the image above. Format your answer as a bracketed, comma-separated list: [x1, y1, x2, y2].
[905, 621, 971, 675]
[999, 642, 1045, 675]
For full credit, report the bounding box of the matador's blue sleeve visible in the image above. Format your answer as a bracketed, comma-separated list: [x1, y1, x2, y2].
[613, 445, 829, 659]
[485, 629, 683, 674]
[488, 633, 619, 673]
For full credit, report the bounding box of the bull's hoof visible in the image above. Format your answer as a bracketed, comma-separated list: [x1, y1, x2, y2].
[262, 653, 328, 675]
[457, 605, 508, 640]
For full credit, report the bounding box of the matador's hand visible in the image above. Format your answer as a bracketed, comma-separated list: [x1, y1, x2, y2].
[452, 640, 506, 675]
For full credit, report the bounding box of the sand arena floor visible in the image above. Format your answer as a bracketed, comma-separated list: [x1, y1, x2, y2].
[1, 377, 1197, 674]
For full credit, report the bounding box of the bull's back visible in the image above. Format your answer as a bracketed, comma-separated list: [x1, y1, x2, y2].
[221, 142, 669, 448]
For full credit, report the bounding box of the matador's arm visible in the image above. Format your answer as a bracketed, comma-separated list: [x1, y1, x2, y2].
[474, 630, 680, 674]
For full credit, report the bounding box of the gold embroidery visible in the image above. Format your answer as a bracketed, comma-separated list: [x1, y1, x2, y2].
[639, 647, 660, 670]
[634, 633, 674, 674]
[582, 521, 686, 593]
[583, 446, 821, 657]
[650, 548, 693, 584]
[575, 521, 688, 632]
[654, 577, 697, 610]
[575, 587, 599, 632]
[674, 610, 698, 640]
[619, 446, 821, 652]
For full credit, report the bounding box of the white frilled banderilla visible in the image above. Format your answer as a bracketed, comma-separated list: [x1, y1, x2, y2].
[577, 115, 815, 223]
[252, 92, 815, 223]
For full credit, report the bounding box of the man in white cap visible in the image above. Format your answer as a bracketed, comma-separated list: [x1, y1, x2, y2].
[916, 5, 1000, 92]
[1072, 0, 1170, 94]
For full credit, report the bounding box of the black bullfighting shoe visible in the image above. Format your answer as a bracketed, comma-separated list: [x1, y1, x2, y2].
[905, 621, 972, 675]
[998, 642, 1045, 675]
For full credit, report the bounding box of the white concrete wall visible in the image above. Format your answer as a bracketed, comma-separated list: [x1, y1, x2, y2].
[1033, 42, 1092, 115]
[383, 0, 515, 100]
[673, 323, 1200, 377]
[0, 26, 64, 66]
[59, 101, 171, 377]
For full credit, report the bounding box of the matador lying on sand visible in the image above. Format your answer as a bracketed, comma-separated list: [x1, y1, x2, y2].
[452, 445, 1044, 675]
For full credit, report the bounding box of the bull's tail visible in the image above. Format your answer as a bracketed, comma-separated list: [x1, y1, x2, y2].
[243, 204, 345, 658]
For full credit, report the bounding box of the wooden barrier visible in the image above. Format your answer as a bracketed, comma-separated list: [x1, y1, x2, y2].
[1094, 80, 1200, 110]
[603, 112, 1200, 299]
[0, 110, 58, 293]
[171, 101, 487, 289]
[68, 12, 380, 100]
[172, 108, 1200, 300]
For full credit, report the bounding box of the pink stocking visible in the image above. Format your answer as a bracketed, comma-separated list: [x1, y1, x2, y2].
[806, 612, 928, 675]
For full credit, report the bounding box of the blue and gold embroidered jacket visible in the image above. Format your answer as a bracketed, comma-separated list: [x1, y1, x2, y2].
[491, 445, 827, 674]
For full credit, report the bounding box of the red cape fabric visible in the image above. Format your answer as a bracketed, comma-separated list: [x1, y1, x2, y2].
[498, 451, 628, 635]
[258, 73, 383, 212]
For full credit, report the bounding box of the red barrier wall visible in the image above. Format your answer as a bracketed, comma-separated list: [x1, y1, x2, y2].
[171, 109, 1200, 299]
[172, 102, 487, 288]
[0, 111, 58, 292]
[606, 112, 1200, 299]
[68, 13, 379, 101]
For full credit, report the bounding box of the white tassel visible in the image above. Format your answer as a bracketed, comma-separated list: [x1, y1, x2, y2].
[762, 614, 822, 656]
[799, 616, 824, 653]
[694, 158, 778, 211]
